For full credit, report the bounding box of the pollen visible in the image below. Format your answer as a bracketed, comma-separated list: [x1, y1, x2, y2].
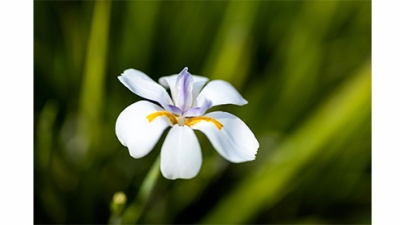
[146, 111, 178, 125]
[185, 116, 223, 130]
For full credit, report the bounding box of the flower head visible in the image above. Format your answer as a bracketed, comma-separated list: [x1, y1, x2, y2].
[116, 67, 259, 179]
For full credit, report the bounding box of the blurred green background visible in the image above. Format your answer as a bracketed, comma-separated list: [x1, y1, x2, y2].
[34, 0, 371, 224]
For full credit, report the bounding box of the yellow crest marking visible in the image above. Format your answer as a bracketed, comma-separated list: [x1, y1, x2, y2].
[146, 111, 178, 125]
[146, 112, 223, 130]
[185, 116, 223, 130]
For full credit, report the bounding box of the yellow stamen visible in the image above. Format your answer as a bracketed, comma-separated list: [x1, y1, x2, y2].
[185, 116, 223, 130]
[147, 111, 178, 125]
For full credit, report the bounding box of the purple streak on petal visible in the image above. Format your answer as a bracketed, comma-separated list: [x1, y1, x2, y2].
[183, 107, 203, 117]
[175, 67, 193, 112]
[165, 104, 183, 115]
[183, 99, 212, 117]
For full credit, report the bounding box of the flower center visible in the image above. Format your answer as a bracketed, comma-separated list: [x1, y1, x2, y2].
[146, 111, 223, 130]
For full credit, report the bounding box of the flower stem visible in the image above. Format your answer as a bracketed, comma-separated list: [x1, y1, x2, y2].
[120, 156, 161, 224]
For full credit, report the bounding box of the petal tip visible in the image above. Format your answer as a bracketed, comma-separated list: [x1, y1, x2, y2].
[161, 172, 197, 180]
[180, 67, 189, 74]
[117, 75, 124, 82]
[127, 147, 147, 159]
[121, 68, 135, 76]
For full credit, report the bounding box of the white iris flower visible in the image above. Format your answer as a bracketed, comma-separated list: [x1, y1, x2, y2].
[116, 67, 259, 179]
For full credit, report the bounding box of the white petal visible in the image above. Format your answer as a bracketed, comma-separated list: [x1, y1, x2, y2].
[159, 75, 179, 101]
[115, 100, 172, 158]
[159, 74, 209, 105]
[190, 111, 258, 163]
[160, 125, 202, 179]
[118, 69, 173, 109]
[194, 80, 248, 108]
[192, 75, 209, 101]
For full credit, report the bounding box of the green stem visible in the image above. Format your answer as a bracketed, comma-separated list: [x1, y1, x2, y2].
[121, 156, 161, 224]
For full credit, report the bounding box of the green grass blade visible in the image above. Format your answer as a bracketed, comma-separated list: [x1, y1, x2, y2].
[202, 62, 371, 224]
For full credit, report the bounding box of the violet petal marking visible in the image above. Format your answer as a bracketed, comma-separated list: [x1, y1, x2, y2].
[184, 99, 212, 117]
[175, 67, 193, 112]
[165, 104, 183, 116]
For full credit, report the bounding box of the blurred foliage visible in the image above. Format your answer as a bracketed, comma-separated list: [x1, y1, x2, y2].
[34, 0, 371, 224]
